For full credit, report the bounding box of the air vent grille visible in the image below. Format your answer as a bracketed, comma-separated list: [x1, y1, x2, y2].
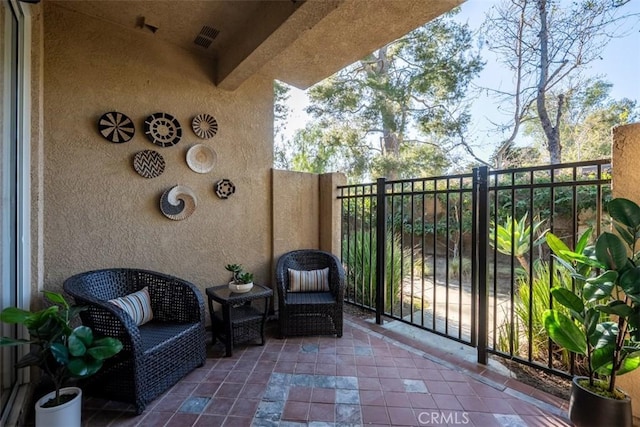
[200, 26, 220, 39]
[194, 36, 213, 48]
[193, 25, 220, 49]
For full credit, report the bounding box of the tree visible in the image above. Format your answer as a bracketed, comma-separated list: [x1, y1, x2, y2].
[484, 0, 638, 165]
[523, 78, 639, 163]
[273, 80, 291, 169]
[288, 11, 484, 180]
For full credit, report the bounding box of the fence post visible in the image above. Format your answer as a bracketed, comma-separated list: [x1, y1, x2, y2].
[475, 166, 489, 364]
[375, 177, 387, 325]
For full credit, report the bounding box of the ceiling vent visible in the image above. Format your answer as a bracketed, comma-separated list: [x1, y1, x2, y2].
[194, 25, 220, 49]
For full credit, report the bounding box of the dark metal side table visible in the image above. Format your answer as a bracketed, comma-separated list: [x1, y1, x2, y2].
[206, 284, 273, 357]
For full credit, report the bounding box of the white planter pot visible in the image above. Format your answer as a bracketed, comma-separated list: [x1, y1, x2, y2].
[35, 386, 82, 427]
[228, 281, 254, 293]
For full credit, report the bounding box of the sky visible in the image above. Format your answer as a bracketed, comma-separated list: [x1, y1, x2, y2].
[281, 0, 640, 164]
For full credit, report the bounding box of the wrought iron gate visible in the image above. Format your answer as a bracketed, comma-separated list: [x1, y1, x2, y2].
[339, 159, 611, 377]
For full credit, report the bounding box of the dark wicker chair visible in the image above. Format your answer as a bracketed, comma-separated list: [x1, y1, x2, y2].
[63, 268, 206, 414]
[276, 250, 345, 337]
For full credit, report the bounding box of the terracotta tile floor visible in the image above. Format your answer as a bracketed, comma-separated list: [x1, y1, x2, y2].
[78, 313, 571, 426]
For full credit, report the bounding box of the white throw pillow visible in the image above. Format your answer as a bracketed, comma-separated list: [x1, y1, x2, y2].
[109, 286, 154, 326]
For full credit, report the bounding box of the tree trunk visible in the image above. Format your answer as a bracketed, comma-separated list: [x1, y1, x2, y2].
[536, 0, 563, 164]
[375, 45, 402, 180]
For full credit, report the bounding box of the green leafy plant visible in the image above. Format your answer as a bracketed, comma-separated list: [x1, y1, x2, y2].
[225, 264, 254, 284]
[489, 213, 547, 272]
[342, 231, 410, 311]
[498, 259, 572, 364]
[0, 291, 123, 407]
[543, 198, 640, 397]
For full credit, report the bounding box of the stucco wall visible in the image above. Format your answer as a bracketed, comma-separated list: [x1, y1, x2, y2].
[272, 170, 346, 262]
[611, 122, 640, 420]
[272, 169, 320, 260]
[43, 4, 273, 293]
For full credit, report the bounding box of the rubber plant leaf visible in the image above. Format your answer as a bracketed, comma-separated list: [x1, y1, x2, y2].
[88, 337, 123, 360]
[608, 198, 640, 229]
[550, 287, 584, 313]
[595, 232, 628, 271]
[542, 309, 587, 355]
[583, 271, 616, 302]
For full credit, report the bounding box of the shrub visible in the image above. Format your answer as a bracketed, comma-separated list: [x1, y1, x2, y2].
[342, 231, 410, 312]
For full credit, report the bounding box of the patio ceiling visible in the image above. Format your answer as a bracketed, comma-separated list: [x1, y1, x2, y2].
[49, 0, 463, 90]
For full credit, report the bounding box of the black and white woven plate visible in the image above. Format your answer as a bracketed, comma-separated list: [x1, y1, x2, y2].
[144, 112, 182, 147]
[192, 114, 218, 139]
[133, 150, 165, 178]
[98, 111, 135, 143]
[160, 185, 197, 220]
[215, 179, 236, 199]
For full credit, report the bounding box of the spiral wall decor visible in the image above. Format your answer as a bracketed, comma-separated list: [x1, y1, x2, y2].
[160, 185, 197, 220]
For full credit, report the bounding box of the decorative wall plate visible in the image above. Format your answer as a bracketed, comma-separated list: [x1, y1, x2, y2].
[192, 114, 218, 139]
[160, 185, 197, 220]
[215, 179, 236, 199]
[186, 144, 216, 174]
[133, 150, 165, 178]
[98, 112, 135, 143]
[144, 112, 182, 147]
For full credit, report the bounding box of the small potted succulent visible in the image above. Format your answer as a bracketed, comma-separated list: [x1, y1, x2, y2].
[225, 264, 254, 293]
[0, 290, 123, 427]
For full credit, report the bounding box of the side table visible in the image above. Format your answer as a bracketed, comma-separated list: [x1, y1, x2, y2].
[206, 284, 273, 357]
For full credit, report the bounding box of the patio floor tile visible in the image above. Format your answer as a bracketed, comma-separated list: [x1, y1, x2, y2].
[58, 313, 572, 427]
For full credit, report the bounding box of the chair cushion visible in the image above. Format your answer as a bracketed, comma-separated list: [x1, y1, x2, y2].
[288, 268, 330, 292]
[109, 286, 154, 326]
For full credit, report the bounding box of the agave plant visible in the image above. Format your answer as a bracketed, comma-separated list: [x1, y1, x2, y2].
[489, 213, 547, 272]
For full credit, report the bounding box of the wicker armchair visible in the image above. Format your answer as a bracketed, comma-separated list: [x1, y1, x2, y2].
[276, 250, 345, 337]
[63, 268, 206, 414]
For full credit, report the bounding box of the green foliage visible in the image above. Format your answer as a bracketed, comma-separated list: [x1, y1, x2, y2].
[448, 257, 472, 280]
[524, 79, 639, 164]
[342, 231, 409, 312]
[0, 291, 123, 406]
[489, 213, 547, 271]
[280, 11, 483, 180]
[544, 198, 640, 395]
[225, 264, 254, 284]
[493, 171, 612, 223]
[495, 260, 575, 367]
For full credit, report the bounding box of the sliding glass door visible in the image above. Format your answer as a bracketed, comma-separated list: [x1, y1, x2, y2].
[1, 0, 29, 421]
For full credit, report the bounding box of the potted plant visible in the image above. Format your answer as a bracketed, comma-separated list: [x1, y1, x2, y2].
[0, 290, 123, 427]
[225, 264, 254, 293]
[543, 197, 640, 427]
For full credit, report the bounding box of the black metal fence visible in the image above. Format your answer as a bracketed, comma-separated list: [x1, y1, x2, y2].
[339, 159, 612, 378]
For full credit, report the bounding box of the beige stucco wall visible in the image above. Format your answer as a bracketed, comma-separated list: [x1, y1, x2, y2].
[611, 122, 640, 420]
[43, 3, 274, 294]
[319, 173, 346, 255]
[272, 169, 320, 260]
[612, 123, 640, 200]
[272, 170, 346, 261]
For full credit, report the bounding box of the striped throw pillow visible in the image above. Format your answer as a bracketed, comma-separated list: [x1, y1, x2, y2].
[109, 286, 154, 326]
[288, 268, 330, 292]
